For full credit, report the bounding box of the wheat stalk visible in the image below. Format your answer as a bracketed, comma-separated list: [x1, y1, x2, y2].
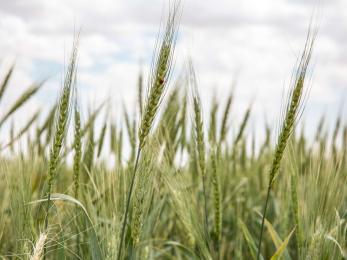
[116, 3, 180, 259]
[189, 60, 211, 249]
[256, 27, 316, 259]
[219, 93, 233, 145]
[73, 106, 82, 199]
[44, 37, 78, 232]
[211, 148, 221, 253]
[83, 119, 95, 180]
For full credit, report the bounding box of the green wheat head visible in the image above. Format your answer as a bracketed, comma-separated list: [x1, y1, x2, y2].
[45, 36, 78, 228]
[138, 3, 179, 149]
[268, 30, 316, 187]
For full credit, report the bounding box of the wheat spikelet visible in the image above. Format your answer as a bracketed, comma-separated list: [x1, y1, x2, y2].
[219, 93, 233, 144]
[73, 107, 82, 199]
[211, 148, 221, 248]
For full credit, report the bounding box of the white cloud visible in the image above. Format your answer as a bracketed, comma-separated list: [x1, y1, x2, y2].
[0, 0, 346, 146]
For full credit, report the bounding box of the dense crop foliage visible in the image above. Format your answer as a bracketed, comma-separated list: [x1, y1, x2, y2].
[1, 4, 347, 260]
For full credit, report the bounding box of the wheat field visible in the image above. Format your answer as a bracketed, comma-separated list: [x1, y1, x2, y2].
[1, 3, 347, 260]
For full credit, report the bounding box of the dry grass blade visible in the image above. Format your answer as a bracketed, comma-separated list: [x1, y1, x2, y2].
[30, 232, 47, 260]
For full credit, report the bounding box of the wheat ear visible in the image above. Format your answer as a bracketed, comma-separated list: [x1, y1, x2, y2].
[256, 27, 316, 259]
[189, 60, 211, 249]
[0, 64, 14, 102]
[116, 3, 180, 259]
[44, 37, 78, 232]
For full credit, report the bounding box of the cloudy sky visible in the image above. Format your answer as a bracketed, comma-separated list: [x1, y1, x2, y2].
[0, 0, 346, 145]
